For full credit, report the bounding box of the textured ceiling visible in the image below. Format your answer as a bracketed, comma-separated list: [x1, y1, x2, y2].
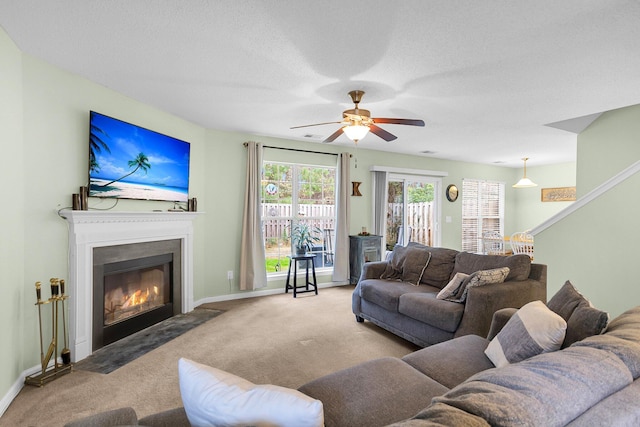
[2, 0, 640, 167]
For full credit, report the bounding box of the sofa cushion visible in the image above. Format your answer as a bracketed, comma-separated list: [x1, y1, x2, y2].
[573, 306, 640, 379]
[178, 358, 323, 427]
[380, 245, 432, 285]
[390, 402, 491, 426]
[433, 345, 633, 427]
[402, 334, 494, 389]
[398, 292, 465, 332]
[436, 272, 469, 300]
[452, 252, 531, 281]
[484, 300, 566, 367]
[547, 280, 609, 348]
[407, 243, 458, 288]
[298, 357, 449, 427]
[359, 279, 435, 312]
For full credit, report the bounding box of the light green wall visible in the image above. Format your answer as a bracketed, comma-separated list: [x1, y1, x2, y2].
[511, 162, 577, 233]
[535, 104, 640, 317]
[577, 104, 640, 196]
[0, 28, 25, 405]
[0, 25, 576, 409]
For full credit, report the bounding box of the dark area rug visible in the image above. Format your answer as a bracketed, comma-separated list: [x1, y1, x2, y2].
[73, 307, 224, 374]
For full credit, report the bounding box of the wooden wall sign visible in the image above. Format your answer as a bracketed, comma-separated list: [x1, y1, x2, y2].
[541, 186, 576, 202]
[351, 182, 362, 197]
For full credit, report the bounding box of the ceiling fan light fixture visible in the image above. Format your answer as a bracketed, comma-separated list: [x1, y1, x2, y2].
[343, 124, 370, 142]
[513, 157, 538, 188]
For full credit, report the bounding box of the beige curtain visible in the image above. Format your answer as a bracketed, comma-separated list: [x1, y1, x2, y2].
[332, 152, 350, 282]
[239, 141, 267, 290]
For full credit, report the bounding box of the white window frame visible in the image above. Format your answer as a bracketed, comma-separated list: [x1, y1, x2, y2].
[262, 161, 337, 277]
[461, 178, 505, 253]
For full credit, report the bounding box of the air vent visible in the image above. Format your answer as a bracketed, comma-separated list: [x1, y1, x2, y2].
[303, 134, 323, 139]
[420, 150, 436, 154]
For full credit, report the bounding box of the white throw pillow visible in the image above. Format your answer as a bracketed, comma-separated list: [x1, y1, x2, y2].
[484, 300, 567, 368]
[178, 358, 324, 427]
[436, 272, 470, 300]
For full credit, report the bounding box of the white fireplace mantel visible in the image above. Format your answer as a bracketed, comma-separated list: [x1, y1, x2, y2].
[61, 210, 201, 362]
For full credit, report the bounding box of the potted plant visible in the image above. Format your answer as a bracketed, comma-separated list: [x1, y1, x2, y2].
[290, 222, 321, 255]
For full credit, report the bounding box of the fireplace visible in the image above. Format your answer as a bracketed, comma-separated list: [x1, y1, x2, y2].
[62, 210, 199, 362]
[93, 240, 182, 350]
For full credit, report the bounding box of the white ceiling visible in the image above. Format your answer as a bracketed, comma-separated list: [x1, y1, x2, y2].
[2, 0, 640, 168]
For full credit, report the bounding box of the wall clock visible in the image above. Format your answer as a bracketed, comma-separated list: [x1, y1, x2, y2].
[446, 184, 459, 202]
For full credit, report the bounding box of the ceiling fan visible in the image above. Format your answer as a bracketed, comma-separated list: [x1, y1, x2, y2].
[291, 90, 425, 144]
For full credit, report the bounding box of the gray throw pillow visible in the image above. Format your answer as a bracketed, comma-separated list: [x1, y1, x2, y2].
[563, 303, 609, 348]
[484, 300, 567, 367]
[379, 245, 408, 281]
[547, 280, 585, 321]
[380, 245, 431, 285]
[400, 247, 432, 285]
[546, 280, 609, 348]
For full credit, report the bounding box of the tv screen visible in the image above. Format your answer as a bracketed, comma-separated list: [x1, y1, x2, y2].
[88, 111, 190, 202]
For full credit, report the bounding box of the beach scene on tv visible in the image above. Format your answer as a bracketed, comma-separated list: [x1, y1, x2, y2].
[89, 112, 190, 203]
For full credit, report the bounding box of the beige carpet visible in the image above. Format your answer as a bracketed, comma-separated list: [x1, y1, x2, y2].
[1, 285, 418, 427]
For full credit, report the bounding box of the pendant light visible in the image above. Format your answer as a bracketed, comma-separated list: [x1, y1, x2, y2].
[513, 157, 537, 188]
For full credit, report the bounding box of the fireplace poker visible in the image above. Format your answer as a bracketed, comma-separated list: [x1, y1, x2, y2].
[35, 282, 45, 373]
[42, 278, 58, 371]
[60, 279, 71, 365]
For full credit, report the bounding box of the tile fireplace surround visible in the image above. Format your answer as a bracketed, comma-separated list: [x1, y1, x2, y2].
[61, 210, 200, 362]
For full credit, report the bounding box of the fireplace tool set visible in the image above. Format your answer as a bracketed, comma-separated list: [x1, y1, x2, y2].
[25, 278, 73, 387]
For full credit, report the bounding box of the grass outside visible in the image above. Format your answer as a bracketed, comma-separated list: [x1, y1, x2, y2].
[266, 257, 290, 273]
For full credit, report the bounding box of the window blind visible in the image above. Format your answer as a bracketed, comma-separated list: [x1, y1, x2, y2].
[462, 179, 505, 253]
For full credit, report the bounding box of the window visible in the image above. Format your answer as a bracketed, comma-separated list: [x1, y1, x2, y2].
[262, 162, 336, 274]
[385, 174, 439, 251]
[462, 179, 505, 253]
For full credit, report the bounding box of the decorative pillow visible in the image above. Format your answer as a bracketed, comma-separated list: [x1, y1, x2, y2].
[436, 272, 470, 300]
[546, 280, 609, 348]
[547, 280, 586, 321]
[380, 245, 431, 285]
[178, 358, 324, 427]
[447, 267, 510, 303]
[401, 247, 432, 285]
[563, 303, 609, 348]
[484, 300, 567, 367]
[380, 245, 408, 281]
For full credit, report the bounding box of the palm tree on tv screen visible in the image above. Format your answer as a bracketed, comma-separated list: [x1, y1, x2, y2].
[89, 124, 110, 172]
[99, 152, 151, 187]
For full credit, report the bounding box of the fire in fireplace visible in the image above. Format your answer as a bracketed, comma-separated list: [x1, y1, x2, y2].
[103, 254, 171, 326]
[93, 240, 182, 351]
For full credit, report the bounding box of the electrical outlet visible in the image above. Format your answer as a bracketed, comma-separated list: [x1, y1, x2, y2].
[227, 270, 233, 280]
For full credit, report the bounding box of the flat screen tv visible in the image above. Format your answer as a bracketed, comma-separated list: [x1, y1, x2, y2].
[88, 111, 191, 202]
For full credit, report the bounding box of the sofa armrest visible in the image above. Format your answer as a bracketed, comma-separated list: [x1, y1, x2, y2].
[486, 308, 518, 340]
[454, 275, 546, 339]
[359, 261, 387, 281]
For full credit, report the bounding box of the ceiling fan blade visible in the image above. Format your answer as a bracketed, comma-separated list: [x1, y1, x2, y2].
[323, 127, 344, 143]
[370, 124, 398, 142]
[290, 121, 342, 129]
[373, 118, 425, 127]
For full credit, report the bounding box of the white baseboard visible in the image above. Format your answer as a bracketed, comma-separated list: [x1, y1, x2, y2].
[194, 281, 350, 306]
[0, 360, 59, 418]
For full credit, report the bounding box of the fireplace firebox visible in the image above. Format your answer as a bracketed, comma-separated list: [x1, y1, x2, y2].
[93, 240, 182, 351]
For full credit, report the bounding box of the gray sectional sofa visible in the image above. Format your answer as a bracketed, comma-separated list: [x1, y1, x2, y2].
[352, 243, 547, 347]
[67, 289, 640, 427]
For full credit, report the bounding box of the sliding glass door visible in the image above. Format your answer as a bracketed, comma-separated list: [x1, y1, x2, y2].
[385, 174, 440, 251]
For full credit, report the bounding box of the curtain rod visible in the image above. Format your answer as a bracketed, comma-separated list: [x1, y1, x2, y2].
[243, 142, 350, 157]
